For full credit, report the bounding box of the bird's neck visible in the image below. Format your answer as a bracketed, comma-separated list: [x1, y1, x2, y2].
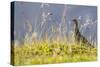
[74, 24, 80, 35]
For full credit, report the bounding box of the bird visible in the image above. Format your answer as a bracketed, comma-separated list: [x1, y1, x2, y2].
[72, 19, 94, 48]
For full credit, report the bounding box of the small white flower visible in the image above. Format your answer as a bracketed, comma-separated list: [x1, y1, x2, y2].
[41, 3, 49, 8]
[78, 16, 82, 20]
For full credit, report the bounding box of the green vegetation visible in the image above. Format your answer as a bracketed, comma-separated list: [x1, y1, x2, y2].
[11, 40, 97, 66]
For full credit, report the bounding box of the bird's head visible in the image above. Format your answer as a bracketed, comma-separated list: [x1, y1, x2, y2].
[72, 19, 78, 27]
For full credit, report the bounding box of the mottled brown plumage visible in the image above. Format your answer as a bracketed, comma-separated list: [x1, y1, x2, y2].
[73, 19, 94, 48]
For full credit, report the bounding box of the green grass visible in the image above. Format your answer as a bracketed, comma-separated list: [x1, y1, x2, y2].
[11, 40, 97, 66]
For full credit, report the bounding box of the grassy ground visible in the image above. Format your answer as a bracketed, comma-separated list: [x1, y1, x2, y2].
[11, 40, 97, 66]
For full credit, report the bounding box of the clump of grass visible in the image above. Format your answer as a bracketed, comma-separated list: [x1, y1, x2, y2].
[12, 40, 97, 66]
